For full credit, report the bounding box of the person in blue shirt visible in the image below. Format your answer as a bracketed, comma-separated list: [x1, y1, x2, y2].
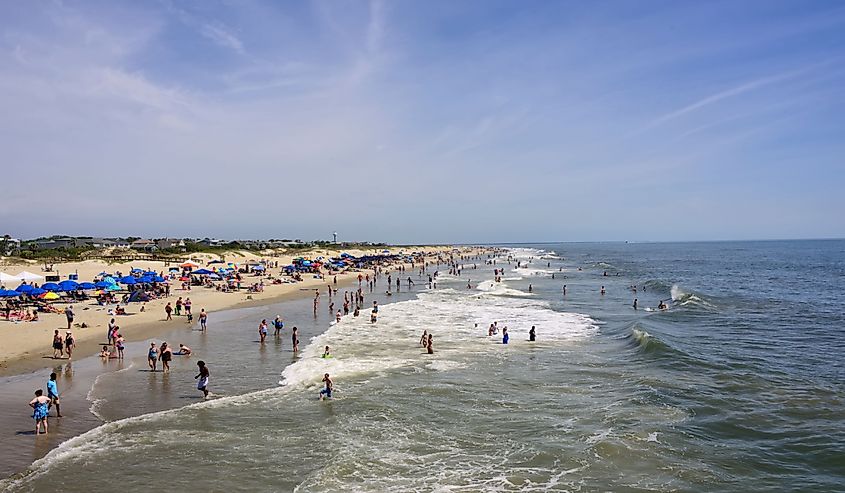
[502, 328, 509, 345]
[46, 372, 61, 417]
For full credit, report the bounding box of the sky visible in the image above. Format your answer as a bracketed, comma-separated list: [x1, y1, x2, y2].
[1, 0, 843, 244]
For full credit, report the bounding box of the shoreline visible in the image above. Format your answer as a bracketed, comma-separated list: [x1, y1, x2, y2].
[0, 246, 486, 479]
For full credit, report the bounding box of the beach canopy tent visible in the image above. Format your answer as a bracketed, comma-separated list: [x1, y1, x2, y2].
[192, 269, 214, 275]
[119, 276, 137, 285]
[0, 289, 21, 297]
[252, 265, 265, 271]
[41, 282, 60, 291]
[209, 273, 221, 280]
[126, 291, 151, 303]
[58, 280, 79, 291]
[40, 292, 60, 300]
[79, 282, 97, 290]
[181, 261, 200, 269]
[1, 272, 20, 283]
[15, 284, 35, 293]
[208, 260, 225, 264]
[16, 271, 44, 281]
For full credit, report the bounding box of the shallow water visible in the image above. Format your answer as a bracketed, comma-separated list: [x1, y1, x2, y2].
[2, 241, 844, 492]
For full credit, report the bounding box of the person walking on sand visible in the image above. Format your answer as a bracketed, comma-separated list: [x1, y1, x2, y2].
[148, 342, 159, 371]
[319, 373, 333, 400]
[64, 305, 74, 330]
[165, 303, 173, 321]
[258, 319, 268, 343]
[52, 330, 64, 359]
[175, 297, 182, 316]
[292, 327, 300, 353]
[199, 309, 208, 331]
[195, 361, 210, 399]
[65, 331, 75, 360]
[30, 389, 51, 435]
[184, 298, 192, 316]
[46, 372, 61, 417]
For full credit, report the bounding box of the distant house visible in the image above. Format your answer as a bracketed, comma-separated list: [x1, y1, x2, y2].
[1, 237, 21, 256]
[155, 238, 186, 251]
[130, 239, 157, 252]
[197, 238, 227, 248]
[28, 236, 77, 250]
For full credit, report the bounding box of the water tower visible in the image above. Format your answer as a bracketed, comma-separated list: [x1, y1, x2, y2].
[333, 232, 338, 244]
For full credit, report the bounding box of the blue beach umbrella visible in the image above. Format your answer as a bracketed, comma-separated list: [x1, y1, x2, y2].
[78, 282, 97, 290]
[153, 276, 166, 283]
[0, 289, 20, 297]
[131, 268, 143, 273]
[119, 276, 137, 285]
[106, 284, 122, 291]
[137, 276, 154, 283]
[29, 288, 46, 296]
[41, 282, 60, 291]
[58, 280, 79, 291]
[192, 269, 214, 275]
[15, 284, 34, 293]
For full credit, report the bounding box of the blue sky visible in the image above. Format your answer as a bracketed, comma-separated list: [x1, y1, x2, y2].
[1, 0, 843, 243]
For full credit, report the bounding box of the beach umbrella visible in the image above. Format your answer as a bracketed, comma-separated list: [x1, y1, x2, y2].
[192, 269, 214, 275]
[131, 268, 143, 273]
[181, 261, 200, 269]
[144, 270, 157, 276]
[78, 282, 97, 290]
[119, 276, 137, 285]
[15, 284, 34, 293]
[137, 276, 154, 283]
[40, 292, 60, 300]
[0, 289, 21, 297]
[98, 271, 110, 276]
[58, 280, 79, 291]
[153, 276, 166, 283]
[29, 288, 46, 296]
[95, 281, 111, 288]
[41, 282, 60, 291]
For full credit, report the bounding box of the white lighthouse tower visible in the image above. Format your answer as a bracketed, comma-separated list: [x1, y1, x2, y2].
[333, 232, 338, 244]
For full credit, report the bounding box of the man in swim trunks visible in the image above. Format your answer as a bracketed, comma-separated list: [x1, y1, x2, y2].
[320, 373, 333, 400]
[52, 330, 64, 359]
[46, 372, 62, 417]
[195, 361, 210, 398]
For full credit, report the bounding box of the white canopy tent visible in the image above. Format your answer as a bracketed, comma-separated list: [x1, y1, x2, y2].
[0, 272, 20, 283]
[15, 271, 44, 281]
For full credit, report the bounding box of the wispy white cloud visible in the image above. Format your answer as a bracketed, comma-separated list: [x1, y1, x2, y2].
[200, 22, 245, 54]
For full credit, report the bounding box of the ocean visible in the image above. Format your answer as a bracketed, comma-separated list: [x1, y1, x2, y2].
[2, 240, 844, 492]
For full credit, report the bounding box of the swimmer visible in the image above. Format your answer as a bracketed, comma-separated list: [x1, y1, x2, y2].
[528, 284, 532, 293]
[600, 286, 606, 295]
[419, 330, 428, 347]
[148, 342, 158, 371]
[529, 325, 536, 342]
[319, 373, 333, 400]
[658, 300, 668, 310]
[322, 346, 331, 358]
[258, 319, 268, 343]
[195, 361, 210, 398]
[100, 345, 111, 358]
[426, 334, 433, 354]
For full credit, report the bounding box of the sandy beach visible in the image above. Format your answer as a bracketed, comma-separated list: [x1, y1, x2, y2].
[0, 246, 468, 375]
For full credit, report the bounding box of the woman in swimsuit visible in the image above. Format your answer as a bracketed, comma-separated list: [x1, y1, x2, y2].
[148, 342, 159, 371]
[258, 319, 268, 343]
[65, 331, 75, 360]
[159, 342, 172, 372]
[30, 389, 51, 435]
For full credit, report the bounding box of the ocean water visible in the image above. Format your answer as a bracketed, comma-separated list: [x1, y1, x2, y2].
[2, 240, 845, 492]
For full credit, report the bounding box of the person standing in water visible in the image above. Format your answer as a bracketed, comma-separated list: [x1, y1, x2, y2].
[30, 389, 51, 435]
[195, 361, 210, 399]
[46, 372, 61, 417]
[51, 330, 64, 359]
[322, 346, 331, 358]
[199, 309, 208, 331]
[292, 327, 299, 353]
[159, 342, 172, 373]
[258, 319, 268, 343]
[148, 342, 159, 371]
[420, 330, 428, 347]
[320, 373, 333, 400]
[64, 331, 75, 360]
[633, 298, 638, 310]
[427, 334, 434, 354]
[273, 316, 284, 337]
[502, 327, 509, 344]
[529, 326, 536, 342]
